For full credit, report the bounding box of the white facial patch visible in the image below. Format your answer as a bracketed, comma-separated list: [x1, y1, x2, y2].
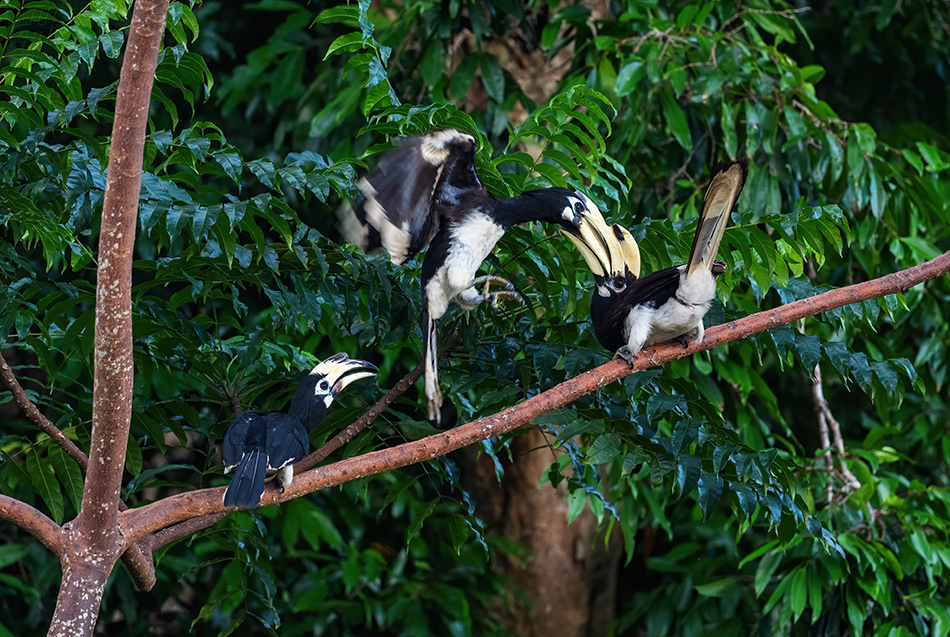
[562, 201, 577, 223]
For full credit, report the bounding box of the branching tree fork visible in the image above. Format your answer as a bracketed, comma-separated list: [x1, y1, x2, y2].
[1, 1, 949, 634]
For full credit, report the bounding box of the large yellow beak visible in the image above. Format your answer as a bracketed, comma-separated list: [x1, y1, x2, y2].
[311, 354, 379, 394]
[560, 203, 640, 280]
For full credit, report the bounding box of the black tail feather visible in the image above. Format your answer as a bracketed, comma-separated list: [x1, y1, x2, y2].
[223, 448, 267, 509]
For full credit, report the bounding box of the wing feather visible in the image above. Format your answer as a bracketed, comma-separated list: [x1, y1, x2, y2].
[351, 129, 487, 264]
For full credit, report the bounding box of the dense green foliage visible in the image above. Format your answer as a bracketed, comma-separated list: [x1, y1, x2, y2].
[1, 0, 949, 635]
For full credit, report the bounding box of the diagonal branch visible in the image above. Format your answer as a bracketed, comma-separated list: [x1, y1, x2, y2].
[118, 251, 950, 547]
[0, 349, 156, 589]
[0, 351, 88, 471]
[0, 494, 65, 555]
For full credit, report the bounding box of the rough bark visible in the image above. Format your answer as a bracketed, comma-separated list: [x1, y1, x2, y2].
[47, 0, 169, 634]
[495, 430, 600, 636]
[470, 429, 624, 636]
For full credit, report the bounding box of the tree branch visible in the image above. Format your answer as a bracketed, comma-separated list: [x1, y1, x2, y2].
[0, 351, 89, 471]
[294, 362, 424, 473]
[75, 0, 167, 542]
[0, 494, 64, 555]
[150, 512, 230, 552]
[145, 364, 424, 550]
[118, 251, 950, 547]
[49, 2, 169, 632]
[0, 351, 156, 589]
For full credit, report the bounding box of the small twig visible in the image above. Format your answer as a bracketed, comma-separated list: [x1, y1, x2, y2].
[294, 362, 424, 473]
[800, 262, 861, 501]
[228, 395, 243, 417]
[0, 350, 89, 471]
[791, 99, 846, 147]
[721, 7, 810, 32]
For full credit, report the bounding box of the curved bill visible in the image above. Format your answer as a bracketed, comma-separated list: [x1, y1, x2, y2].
[311, 354, 379, 394]
[560, 204, 638, 280]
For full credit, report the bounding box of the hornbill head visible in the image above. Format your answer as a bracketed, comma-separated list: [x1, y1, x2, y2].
[559, 200, 641, 297]
[308, 353, 379, 408]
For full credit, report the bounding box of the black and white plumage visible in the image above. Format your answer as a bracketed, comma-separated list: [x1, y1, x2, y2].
[222, 353, 378, 508]
[563, 160, 747, 357]
[350, 129, 603, 423]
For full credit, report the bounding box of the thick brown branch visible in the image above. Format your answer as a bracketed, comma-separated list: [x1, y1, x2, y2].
[76, 0, 167, 539]
[0, 351, 89, 471]
[50, 2, 169, 633]
[150, 512, 230, 552]
[294, 362, 424, 473]
[0, 495, 64, 555]
[118, 251, 950, 546]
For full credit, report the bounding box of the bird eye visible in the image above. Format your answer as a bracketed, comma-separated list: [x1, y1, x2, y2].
[574, 201, 585, 213]
[319, 380, 330, 391]
[610, 277, 626, 292]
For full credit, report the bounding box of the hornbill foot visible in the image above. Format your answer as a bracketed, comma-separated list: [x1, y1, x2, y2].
[487, 289, 525, 311]
[673, 334, 692, 349]
[711, 259, 728, 276]
[457, 276, 524, 310]
[614, 345, 638, 368]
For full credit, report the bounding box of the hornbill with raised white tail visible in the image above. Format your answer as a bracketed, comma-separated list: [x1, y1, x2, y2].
[222, 353, 378, 508]
[562, 160, 747, 358]
[349, 129, 602, 423]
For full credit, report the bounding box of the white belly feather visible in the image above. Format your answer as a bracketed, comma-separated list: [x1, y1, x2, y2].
[425, 212, 506, 319]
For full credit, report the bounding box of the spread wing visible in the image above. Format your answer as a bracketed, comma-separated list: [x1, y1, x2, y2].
[351, 129, 488, 265]
[686, 160, 747, 276]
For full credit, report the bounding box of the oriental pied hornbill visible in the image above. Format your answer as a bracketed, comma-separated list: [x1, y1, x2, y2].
[222, 353, 378, 508]
[562, 160, 747, 358]
[349, 129, 602, 423]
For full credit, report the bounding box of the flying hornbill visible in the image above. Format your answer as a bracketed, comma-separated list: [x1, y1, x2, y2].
[349, 128, 602, 423]
[222, 353, 378, 508]
[562, 160, 747, 358]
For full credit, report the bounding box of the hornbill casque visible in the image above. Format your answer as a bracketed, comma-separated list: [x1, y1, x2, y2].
[222, 353, 378, 508]
[562, 160, 748, 359]
[349, 128, 603, 423]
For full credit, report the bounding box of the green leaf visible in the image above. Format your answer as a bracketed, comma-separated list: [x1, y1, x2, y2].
[696, 471, 723, 520]
[676, 454, 701, 497]
[407, 498, 437, 542]
[754, 550, 783, 597]
[27, 447, 64, 524]
[660, 89, 691, 150]
[789, 565, 808, 621]
[324, 32, 363, 60]
[48, 446, 83, 512]
[694, 578, 736, 597]
[479, 55, 504, 102]
[586, 433, 622, 464]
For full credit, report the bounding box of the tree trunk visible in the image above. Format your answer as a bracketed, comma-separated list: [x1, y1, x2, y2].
[469, 428, 622, 636]
[48, 543, 118, 637]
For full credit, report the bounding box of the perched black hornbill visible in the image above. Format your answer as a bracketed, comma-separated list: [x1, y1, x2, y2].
[349, 128, 603, 423]
[563, 160, 747, 358]
[222, 353, 378, 508]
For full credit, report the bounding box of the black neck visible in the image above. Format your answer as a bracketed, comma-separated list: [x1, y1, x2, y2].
[493, 187, 575, 229]
[287, 376, 330, 431]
